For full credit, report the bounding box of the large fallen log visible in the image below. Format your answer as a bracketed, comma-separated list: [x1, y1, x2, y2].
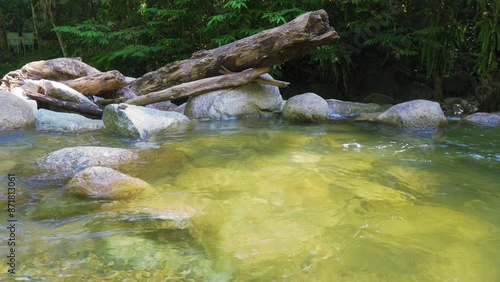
[21, 57, 101, 80]
[61, 70, 128, 96]
[1, 57, 102, 92]
[25, 90, 103, 118]
[129, 9, 338, 95]
[125, 67, 271, 106]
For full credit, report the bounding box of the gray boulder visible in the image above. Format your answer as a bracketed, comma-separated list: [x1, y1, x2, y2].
[0, 90, 35, 130]
[464, 112, 500, 126]
[103, 103, 192, 139]
[35, 109, 104, 131]
[282, 93, 328, 122]
[10, 87, 38, 113]
[174, 103, 186, 114]
[65, 166, 150, 200]
[22, 79, 98, 108]
[376, 99, 447, 130]
[326, 99, 382, 117]
[38, 146, 138, 179]
[145, 101, 178, 111]
[184, 74, 283, 119]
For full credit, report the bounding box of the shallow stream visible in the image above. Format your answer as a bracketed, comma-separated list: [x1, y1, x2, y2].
[0, 119, 499, 281]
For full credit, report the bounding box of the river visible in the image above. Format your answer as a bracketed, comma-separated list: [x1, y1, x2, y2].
[0, 118, 499, 281]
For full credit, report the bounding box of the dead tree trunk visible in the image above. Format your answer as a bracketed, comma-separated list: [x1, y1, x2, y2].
[125, 67, 271, 106]
[25, 90, 103, 118]
[61, 70, 128, 96]
[129, 9, 339, 95]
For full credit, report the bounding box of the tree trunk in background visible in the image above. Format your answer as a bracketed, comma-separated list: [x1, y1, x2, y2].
[433, 72, 443, 101]
[129, 9, 339, 96]
[30, 0, 41, 48]
[0, 12, 7, 52]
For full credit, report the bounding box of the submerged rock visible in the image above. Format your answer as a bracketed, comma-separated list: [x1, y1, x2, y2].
[376, 99, 447, 130]
[0, 90, 35, 130]
[464, 112, 500, 126]
[326, 99, 381, 117]
[65, 166, 150, 200]
[38, 146, 138, 179]
[102, 103, 192, 139]
[35, 109, 104, 131]
[282, 92, 328, 122]
[184, 74, 282, 119]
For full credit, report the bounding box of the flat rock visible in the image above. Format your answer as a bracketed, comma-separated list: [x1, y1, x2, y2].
[65, 166, 150, 200]
[376, 99, 447, 130]
[464, 112, 500, 126]
[38, 146, 138, 179]
[103, 103, 192, 139]
[282, 92, 328, 122]
[35, 109, 104, 131]
[185, 74, 283, 119]
[326, 99, 381, 117]
[0, 90, 35, 130]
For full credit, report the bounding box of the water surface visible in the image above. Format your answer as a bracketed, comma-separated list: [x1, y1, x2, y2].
[0, 119, 499, 281]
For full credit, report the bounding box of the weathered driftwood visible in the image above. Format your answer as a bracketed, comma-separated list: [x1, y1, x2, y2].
[219, 67, 290, 88]
[61, 70, 128, 96]
[25, 90, 103, 118]
[1, 57, 102, 92]
[21, 57, 101, 80]
[129, 9, 339, 95]
[125, 67, 271, 106]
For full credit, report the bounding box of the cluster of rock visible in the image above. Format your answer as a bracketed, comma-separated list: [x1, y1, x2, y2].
[1, 58, 499, 140]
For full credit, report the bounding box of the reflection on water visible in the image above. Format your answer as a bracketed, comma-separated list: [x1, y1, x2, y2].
[0, 120, 499, 281]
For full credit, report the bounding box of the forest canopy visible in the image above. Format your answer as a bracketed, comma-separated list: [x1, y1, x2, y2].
[1, 0, 499, 100]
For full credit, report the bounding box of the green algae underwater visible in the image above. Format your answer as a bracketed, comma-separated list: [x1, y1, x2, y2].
[0, 119, 499, 281]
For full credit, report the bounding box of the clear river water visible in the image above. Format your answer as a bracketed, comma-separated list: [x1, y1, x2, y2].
[0, 118, 499, 281]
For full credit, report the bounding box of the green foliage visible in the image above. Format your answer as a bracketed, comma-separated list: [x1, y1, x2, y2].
[1, 0, 499, 92]
[472, 0, 500, 76]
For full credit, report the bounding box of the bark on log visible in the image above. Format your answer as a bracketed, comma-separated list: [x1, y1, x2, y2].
[125, 67, 271, 106]
[1, 57, 102, 92]
[129, 9, 338, 95]
[21, 57, 101, 81]
[61, 70, 128, 96]
[25, 90, 103, 118]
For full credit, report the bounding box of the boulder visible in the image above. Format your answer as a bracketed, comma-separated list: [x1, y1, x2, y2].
[102, 103, 192, 139]
[362, 93, 396, 105]
[282, 93, 328, 122]
[174, 103, 186, 114]
[326, 99, 382, 117]
[376, 99, 447, 130]
[0, 90, 35, 130]
[22, 79, 98, 108]
[65, 166, 150, 200]
[38, 146, 138, 179]
[35, 109, 104, 131]
[10, 87, 38, 113]
[464, 112, 500, 126]
[442, 97, 478, 116]
[184, 74, 283, 119]
[145, 100, 177, 111]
